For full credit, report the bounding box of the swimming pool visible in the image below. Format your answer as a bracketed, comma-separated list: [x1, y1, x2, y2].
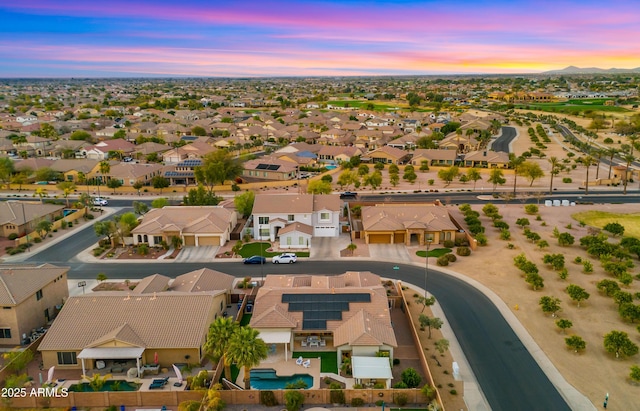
[325, 165, 337, 170]
[250, 368, 313, 390]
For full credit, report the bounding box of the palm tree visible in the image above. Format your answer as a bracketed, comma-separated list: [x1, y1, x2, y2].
[227, 326, 268, 389]
[98, 160, 111, 197]
[509, 154, 525, 196]
[622, 153, 636, 195]
[548, 156, 560, 194]
[607, 147, 619, 179]
[582, 156, 595, 195]
[592, 148, 604, 180]
[204, 317, 239, 383]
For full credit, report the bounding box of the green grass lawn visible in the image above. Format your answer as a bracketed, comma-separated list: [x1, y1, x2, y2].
[416, 248, 452, 258]
[514, 99, 629, 115]
[239, 314, 252, 326]
[238, 242, 310, 258]
[293, 351, 338, 373]
[571, 211, 640, 238]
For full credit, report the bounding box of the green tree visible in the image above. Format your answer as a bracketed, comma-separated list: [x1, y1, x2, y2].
[183, 185, 221, 206]
[307, 180, 332, 194]
[357, 164, 370, 176]
[509, 154, 525, 194]
[622, 153, 636, 195]
[133, 181, 144, 195]
[107, 178, 122, 193]
[70, 130, 92, 141]
[488, 168, 506, 192]
[434, 338, 449, 354]
[337, 170, 358, 189]
[191, 126, 207, 136]
[603, 222, 625, 237]
[363, 171, 382, 190]
[437, 166, 459, 187]
[548, 156, 561, 194]
[389, 172, 400, 187]
[195, 149, 243, 194]
[415, 295, 436, 313]
[565, 335, 586, 353]
[132, 201, 149, 215]
[515, 218, 530, 229]
[388, 164, 399, 174]
[467, 167, 482, 190]
[557, 232, 575, 246]
[36, 219, 53, 238]
[2, 349, 34, 373]
[539, 296, 561, 317]
[227, 326, 268, 389]
[604, 330, 639, 358]
[284, 390, 305, 411]
[556, 318, 573, 334]
[234, 191, 255, 218]
[346, 242, 357, 255]
[204, 317, 239, 383]
[565, 284, 590, 307]
[96, 273, 108, 282]
[152, 176, 170, 193]
[517, 160, 545, 187]
[56, 181, 76, 207]
[0, 157, 15, 188]
[10, 170, 31, 191]
[401, 367, 422, 388]
[419, 160, 430, 172]
[93, 220, 114, 245]
[630, 365, 640, 383]
[418, 314, 443, 339]
[98, 160, 110, 186]
[151, 197, 169, 208]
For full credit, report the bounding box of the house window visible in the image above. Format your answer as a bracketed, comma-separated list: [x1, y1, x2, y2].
[259, 229, 269, 237]
[143, 235, 148, 243]
[287, 214, 294, 222]
[299, 236, 304, 245]
[320, 212, 330, 221]
[137, 235, 142, 243]
[286, 237, 292, 245]
[36, 290, 43, 301]
[45, 308, 50, 322]
[153, 236, 162, 244]
[57, 352, 77, 365]
[0, 328, 11, 339]
[258, 217, 269, 224]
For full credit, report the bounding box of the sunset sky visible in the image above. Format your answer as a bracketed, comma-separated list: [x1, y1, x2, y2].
[1, 0, 640, 78]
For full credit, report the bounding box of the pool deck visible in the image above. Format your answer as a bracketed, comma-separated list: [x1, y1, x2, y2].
[237, 356, 321, 390]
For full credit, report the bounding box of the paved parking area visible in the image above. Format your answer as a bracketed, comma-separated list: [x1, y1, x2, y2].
[368, 243, 411, 262]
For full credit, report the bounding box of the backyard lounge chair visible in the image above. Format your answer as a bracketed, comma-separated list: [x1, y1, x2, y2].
[296, 356, 303, 366]
[152, 377, 169, 384]
[149, 382, 165, 389]
[302, 359, 311, 368]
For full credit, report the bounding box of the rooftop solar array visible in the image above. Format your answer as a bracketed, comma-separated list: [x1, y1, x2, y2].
[282, 293, 371, 330]
[164, 171, 195, 177]
[178, 159, 202, 167]
[255, 164, 281, 170]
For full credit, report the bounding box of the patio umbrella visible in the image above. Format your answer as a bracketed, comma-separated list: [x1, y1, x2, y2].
[172, 364, 183, 384]
[46, 366, 55, 384]
[154, 352, 159, 365]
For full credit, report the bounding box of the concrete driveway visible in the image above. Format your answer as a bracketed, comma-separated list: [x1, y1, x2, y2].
[175, 246, 219, 262]
[309, 234, 351, 260]
[368, 243, 411, 262]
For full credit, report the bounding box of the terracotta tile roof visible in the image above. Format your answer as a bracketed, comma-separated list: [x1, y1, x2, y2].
[278, 222, 313, 236]
[0, 201, 65, 226]
[132, 274, 170, 294]
[170, 268, 235, 293]
[333, 310, 397, 347]
[87, 323, 147, 348]
[251, 272, 394, 347]
[0, 264, 68, 305]
[362, 204, 457, 232]
[132, 206, 234, 236]
[38, 293, 218, 351]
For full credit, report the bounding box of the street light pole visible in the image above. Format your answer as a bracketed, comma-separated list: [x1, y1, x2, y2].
[425, 238, 432, 299]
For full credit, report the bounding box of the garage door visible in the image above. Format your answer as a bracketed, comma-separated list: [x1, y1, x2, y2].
[314, 226, 337, 237]
[183, 236, 196, 246]
[198, 236, 221, 246]
[368, 233, 391, 244]
[394, 233, 405, 243]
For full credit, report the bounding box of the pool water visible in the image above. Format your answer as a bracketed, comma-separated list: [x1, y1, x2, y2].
[250, 369, 313, 390]
[325, 165, 337, 170]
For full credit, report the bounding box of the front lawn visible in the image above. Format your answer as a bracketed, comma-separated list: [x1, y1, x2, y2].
[238, 242, 310, 258]
[293, 351, 338, 373]
[416, 248, 452, 258]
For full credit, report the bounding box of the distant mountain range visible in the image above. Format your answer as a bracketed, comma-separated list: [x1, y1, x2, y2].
[543, 66, 640, 74]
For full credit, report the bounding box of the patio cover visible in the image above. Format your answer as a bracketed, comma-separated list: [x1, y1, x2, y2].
[352, 356, 393, 380]
[258, 331, 291, 344]
[78, 347, 145, 359]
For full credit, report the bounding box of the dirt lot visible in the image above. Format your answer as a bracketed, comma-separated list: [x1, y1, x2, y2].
[448, 202, 640, 411]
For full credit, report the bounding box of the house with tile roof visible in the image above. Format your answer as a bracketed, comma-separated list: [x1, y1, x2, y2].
[38, 291, 227, 374]
[0, 201, 66, 238]
[463, 150, 510, 168]
[364, 146, 410, 165]
[360, 204, 459, 245]
[0, 264, 69, 346]
[410, 149, 457, 167]
[252, 193, 341, 242]
[242, 157, 299, 181]
[131, 206, 238, 247]
[250, 271, 397, 383]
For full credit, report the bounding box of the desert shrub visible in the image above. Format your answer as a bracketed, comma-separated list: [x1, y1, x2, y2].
[350, 397, 364, 407]
[284, 390, 304, 411]
[494, 220, 509, 229]
[446, 253, 457, 262]
[475, 233, 488, 246]
[525, 204, 539, 215]
[329, 382, 341, 390]
[93, 247, 104, 256]
[7, 233, 18, 240]
[393, 381, 408, 388]
[34, 237, 42, 243]
[454, 237, 469, 246]
[260, 390, 278, 406]
[574, 256, 582, 264]
[330, 389, 345, 405]
[456, 246, 471, 256]
[401, 367, 422, 388]
[443, 239, 455, 248]
[137, 244, 149, 255]
[394, 393, 409, 406]
[562, 177, 572, 183]
[436, 255, 449, 266]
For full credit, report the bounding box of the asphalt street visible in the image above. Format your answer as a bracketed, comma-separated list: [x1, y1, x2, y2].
[490, 126, 517, 153]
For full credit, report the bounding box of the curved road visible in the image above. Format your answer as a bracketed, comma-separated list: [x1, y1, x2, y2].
[490, 126, 517, 153]
[22, 232, 573, 410]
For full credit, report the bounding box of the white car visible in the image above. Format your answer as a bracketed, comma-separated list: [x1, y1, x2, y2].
[93, 198, 108, 206]
[272, 253, 297, 264]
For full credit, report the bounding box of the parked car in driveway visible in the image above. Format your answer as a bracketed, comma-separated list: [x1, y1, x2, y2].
[340, 191, 358, 199]
[93, 197, 108, 206]
[243, 255, 266, 264]
[272, 253, 297, 264]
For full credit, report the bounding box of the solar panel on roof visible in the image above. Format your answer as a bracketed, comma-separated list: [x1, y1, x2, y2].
[266, 164, 280, 170]
[255, 164, 268, 170]
[283, 293, 370, 330]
